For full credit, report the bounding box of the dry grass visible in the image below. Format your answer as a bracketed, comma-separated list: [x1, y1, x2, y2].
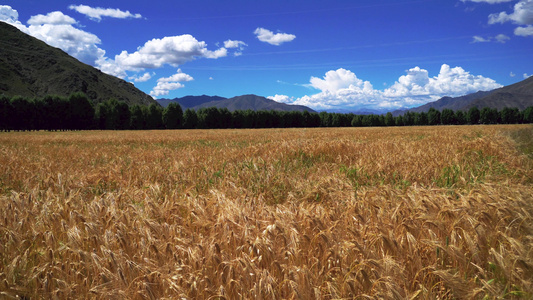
[1, 125, 532, 299]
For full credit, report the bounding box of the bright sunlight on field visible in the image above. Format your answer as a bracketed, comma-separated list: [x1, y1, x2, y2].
[1, 125, 532, 299]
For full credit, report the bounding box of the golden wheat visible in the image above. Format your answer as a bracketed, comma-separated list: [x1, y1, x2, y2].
[0, 125, 532, 299]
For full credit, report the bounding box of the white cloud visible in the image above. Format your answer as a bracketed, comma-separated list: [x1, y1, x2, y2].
[386, 64, 501, 98]
[495, 33, 511, 42]
[150, 69, 193, 97]
[276, 65, 502, 111]
[309, 68, 368, 93]
[472, 35, 491, 43]
[525, 73, 532, 78]
[224, 39, 246, 56]
[0, 5, 26, 30]
[510, 71, 516, 77]
[488, 0, 533, 25]
[472, 34, 510, 43]
[515, 24, 533, 35]
[69, 5, 142, 21]
[268, 94, 294, 104]
[27, 11, 77, 25]
[112, 35, 228, 72]
[224, 40, 247, 49]
[0, 5, 19, 23]
[129, 72, 154, 83]
[254, 27, 296, 46]
[27, 24, 106, 65]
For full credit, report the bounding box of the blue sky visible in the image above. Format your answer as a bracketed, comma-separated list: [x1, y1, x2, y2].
[1, 0, 532, 112]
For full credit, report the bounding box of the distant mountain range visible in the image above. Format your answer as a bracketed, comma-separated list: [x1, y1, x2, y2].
[394, 75, 533, 116]
[0, 22, 155, 106]
[157, 94, 316, 112]
[157, 95, 226, 109]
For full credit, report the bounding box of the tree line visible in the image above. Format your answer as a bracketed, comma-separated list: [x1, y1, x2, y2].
[1, 93, 532, 131]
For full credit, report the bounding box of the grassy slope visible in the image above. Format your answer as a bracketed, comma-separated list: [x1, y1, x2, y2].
[0, 125, 532, 299]
[0, 22, 155, 106]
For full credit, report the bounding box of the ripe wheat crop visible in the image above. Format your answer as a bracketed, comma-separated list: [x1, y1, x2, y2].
[1, 125, 532, 299]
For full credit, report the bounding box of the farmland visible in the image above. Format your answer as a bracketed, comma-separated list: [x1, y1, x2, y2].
[1, 125, 532, 299]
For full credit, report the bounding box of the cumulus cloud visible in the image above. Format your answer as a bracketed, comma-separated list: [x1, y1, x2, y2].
[525, 73, 532, 78]
[129, 72, 154, 83]
[515, 24, 533, 35]
[254, 27, 296, 46]
[150, 69, 193, 97]
[224, 40, 247, 49]
[224, 39, 247, 56]
[268, 94, 294, 104]
[27, 11, 77, 25]
[510, 71, 516, 77]
[488, 0, 533, 25]
[69, 5, 142, 21]
[28, 24, 105, 65]
[112, 35, 228, 72]
[0, 5, 19, 23]
[271, 65, 502, 111]
[0, 5, 26, 30]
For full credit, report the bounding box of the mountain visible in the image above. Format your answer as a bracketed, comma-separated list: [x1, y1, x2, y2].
[157, 95, 226, 108]
[193, 94, 316, 112]
[464, 76, 533, 110]
[394, 76, 533, 115]
[392, 90, 493, 116]
[0, 22, 155, 106]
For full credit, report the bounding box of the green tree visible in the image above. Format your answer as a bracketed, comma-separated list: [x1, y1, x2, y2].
[500, 107, 520, 124]
[162, 102, 183, 129]
[427, 108, 441, 125]
[115, 101, 131, 130]
[129, 105, 146, 130]
[68, 92, 94, 130]
[467, 107, 480, 125]
[523, 106, 533, 124]
[10, 96, 34, 131]
[147, 103, 163, 129]
[94, 102, 109, 130]
[231, 110, 245, 129]
[41, 95, 68, 130]
[384, 112, 395, 126]
[440, 109, 456, 125]
[319, 112, 332, 127]
[480, 107, 499, 124]
[0, 95, 13, 131]
[183, 108, 198, 129]
[455, 110, 466, 125]
[395, 115, 405, 126]
[218, 108, 232, 129]
[415, 112, 428, 126]
[403, 112, 415, 126]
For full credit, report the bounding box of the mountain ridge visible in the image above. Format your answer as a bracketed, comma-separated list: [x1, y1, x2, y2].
[393, 75, 533, 116]
[157, 94, 316, 112]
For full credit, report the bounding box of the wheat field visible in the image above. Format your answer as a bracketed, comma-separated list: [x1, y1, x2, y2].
[1, 125, 532, 299]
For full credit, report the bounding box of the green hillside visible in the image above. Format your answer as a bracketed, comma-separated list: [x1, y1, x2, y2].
[0, 22, 155, 106]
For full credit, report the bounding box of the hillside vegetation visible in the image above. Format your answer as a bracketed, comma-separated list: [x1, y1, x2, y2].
[1, 126, 532, 299]
[0, 22, 155, 106]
